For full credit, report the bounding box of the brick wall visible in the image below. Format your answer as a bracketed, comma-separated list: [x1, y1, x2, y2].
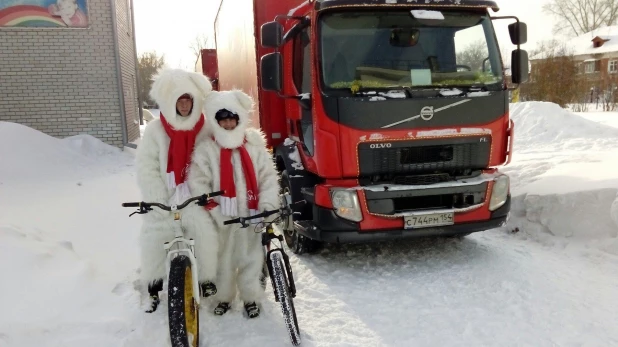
[0, 0, 138, 148]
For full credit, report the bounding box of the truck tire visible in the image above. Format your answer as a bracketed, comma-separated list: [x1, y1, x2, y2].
[279, 170, 322, 255]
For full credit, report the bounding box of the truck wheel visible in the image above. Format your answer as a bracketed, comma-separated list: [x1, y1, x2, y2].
[279, 170, 322, 255]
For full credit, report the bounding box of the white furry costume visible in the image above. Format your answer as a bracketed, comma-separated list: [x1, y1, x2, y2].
[188, 90, 280, 304]
[136, 69, 218, 287]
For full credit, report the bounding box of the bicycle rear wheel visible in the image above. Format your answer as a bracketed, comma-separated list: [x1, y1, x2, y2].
[269, 250, 301, 346]
[168, 255, 199, 347]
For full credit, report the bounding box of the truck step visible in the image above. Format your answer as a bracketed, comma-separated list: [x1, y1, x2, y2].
[293, 220, 313, 233]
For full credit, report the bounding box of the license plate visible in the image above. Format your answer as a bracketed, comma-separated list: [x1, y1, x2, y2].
[404, 212, 454, 229]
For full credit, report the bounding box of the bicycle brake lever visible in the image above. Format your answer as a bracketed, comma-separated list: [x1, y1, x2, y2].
[129, 205, 152, 217]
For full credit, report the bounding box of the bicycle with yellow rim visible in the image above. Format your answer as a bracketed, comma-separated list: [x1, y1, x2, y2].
[122, 190, 224, 347]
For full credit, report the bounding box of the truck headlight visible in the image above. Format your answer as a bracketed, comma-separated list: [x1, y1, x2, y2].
[331, 189, 363, 222]
[489, 175, 510, 211]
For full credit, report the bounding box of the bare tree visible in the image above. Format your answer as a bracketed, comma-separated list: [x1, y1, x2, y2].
[543, 0, 618, 35]
[456, 39, 488, 71]
[598, 74, 618, 111]
[189, 33, 213, 64]
[138, 51, 166, 107]
[521, 40, 589, 108]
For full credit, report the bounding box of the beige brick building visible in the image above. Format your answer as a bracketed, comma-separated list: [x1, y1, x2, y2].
[0, 0, 140, 148]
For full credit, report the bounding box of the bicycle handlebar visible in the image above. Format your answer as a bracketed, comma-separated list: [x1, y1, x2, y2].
[121, 190, 225, 213]
[223, 200, 305, 227]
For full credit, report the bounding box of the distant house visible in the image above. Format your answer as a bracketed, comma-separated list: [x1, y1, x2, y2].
[568, 26, 618, 83]
[530, 26, 618, 102]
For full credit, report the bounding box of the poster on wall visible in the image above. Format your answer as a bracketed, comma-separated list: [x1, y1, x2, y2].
[0, 0, 88, 28]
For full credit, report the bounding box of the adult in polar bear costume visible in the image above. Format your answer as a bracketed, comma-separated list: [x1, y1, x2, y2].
[188, 90, 280, 318]
[136, 68, 218, 313]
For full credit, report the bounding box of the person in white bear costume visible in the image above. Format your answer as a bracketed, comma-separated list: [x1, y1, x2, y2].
[136, 68, 219, 313]
[188, 90, 280, 318]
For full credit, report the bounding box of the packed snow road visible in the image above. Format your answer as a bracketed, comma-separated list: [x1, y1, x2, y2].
[1, 102, 618, 346]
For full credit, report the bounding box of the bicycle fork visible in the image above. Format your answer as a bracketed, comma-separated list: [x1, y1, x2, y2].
[163, 210, 202, 306]
[262, 226, 297, 300]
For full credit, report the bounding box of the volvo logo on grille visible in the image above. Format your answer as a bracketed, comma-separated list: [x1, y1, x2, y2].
[420, 106, 434, 121]
[369, 143, 392, 149]
[381, 99, 472, 128]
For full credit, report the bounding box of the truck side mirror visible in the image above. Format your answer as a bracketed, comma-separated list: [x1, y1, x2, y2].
[261, 22, 283, 48]
[511, 49, 529, 84]
[261, 52, 282, 92]
[508, 22, 527, 45]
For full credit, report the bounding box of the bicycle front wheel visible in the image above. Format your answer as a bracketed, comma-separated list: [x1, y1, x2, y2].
[168, 255, 199, 347]
[269, 251, 301, 346]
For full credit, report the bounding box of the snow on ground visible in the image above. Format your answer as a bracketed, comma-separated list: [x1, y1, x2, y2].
[503, 102, 618, 256]
[1, 101, 618, 347]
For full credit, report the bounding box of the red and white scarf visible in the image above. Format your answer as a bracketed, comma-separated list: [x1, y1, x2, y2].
[217, 140, 260, 217]
[160, 113, 204, 204]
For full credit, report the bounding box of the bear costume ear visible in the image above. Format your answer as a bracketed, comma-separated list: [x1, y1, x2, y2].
[232, 90, 254, 112]
[188, 71, 213, 96]
[149, 69, 173, 104]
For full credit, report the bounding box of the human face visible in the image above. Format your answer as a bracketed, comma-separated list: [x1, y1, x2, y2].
[218, 118, 238, 130]
[176, 97, 193, 117]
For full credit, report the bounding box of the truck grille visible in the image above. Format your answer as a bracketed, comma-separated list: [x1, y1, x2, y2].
[400, 145, 454, 164]
[392, 173, 451, 185]
[358, 136, 491, 176]
[365, 180, 488, 215]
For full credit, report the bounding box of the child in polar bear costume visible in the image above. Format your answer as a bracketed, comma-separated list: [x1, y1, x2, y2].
[136, 68, 218, 313]
[188, 90, 280, 318]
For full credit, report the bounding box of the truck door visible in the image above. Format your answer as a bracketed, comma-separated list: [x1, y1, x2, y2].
[293, 27, 314, 156]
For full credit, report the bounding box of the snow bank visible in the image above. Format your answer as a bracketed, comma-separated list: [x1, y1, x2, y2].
[0, 121, 127, 183]
[506, 102, 618, 256]
[63, 134, 121, 158]
[0, 123, 141, 346]
[510, 101, 618, 151]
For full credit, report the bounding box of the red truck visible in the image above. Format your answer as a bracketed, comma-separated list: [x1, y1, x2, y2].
[204, 0, 528, 254]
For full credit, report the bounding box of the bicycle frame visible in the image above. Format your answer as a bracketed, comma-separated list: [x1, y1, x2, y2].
[123, 192, 225, 307]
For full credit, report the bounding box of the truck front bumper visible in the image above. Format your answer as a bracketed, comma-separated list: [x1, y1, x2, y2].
[298, 195, 509, 243]
[298, 170, 511, 244]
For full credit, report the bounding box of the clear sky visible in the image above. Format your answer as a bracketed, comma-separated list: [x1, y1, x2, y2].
[133, 0, 558, 69]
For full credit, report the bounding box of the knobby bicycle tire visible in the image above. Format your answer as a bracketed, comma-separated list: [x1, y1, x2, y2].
[168, 255, 199, 347]
[269, 251, 301, 346]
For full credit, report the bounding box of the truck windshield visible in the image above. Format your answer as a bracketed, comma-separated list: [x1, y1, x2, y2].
[319, 10, 504, 91]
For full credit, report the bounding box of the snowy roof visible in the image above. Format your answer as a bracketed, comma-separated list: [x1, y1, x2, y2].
[566, 25, 618, 56]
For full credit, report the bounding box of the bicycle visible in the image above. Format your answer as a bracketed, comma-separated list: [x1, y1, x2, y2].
[223, 193, 303, 346]
[122, 190, 224, 347]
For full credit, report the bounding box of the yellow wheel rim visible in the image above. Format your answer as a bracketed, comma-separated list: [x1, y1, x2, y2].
[184, 266, 199, 347]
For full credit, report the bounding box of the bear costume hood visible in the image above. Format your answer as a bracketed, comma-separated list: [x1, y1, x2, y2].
[149, 68, 213, 131]
[203, 90, 254, 149]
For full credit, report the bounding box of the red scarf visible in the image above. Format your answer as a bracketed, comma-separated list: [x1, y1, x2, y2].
[160, 113, 204, 191]
[216, 140, 260, 217]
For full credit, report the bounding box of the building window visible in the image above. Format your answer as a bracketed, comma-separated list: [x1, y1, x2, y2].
[609, 60, 618, 74]
[584, 61, 598, 74]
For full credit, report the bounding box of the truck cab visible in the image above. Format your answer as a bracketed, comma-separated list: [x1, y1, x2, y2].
[211, 0, 529, 254]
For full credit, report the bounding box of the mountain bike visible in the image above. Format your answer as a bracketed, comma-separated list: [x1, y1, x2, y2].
[223, 194, 303, 346]
[122, 191, 224, 347]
